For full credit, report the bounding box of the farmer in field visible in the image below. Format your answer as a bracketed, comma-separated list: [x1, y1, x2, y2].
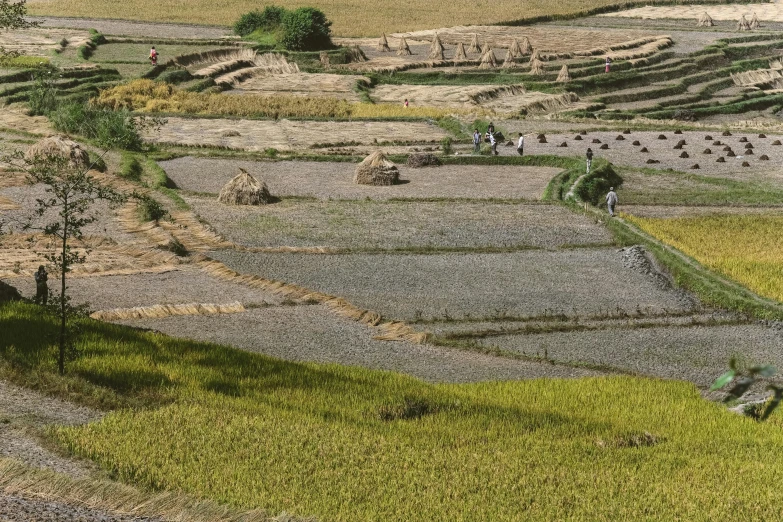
[605, 56, 612, 73]
[149, 46, 158, 66]
[586, 147, 593, 174]
[403, 98, 409, 108]
[487, 122, 495, 140]
[517, 132, 525, 156]
[606, 187, 618, 217]
[34, 265, 48, 305]
[473, 129, 481, 153]
[489, 131, 498, 155]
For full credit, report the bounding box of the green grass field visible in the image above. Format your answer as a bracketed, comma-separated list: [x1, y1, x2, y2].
[2, 300, 783, 520]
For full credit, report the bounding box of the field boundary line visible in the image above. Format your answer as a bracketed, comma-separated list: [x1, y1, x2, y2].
[90, 301, 245, 321]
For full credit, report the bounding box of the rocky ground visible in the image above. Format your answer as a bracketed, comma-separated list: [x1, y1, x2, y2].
[0, 494, 160, 522]
[161, 158, 560, 201]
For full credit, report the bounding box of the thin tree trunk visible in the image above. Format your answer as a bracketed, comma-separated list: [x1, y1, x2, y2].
[59, 199, 67, 375]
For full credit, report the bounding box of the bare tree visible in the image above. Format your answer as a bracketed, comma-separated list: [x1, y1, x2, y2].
[4, 149, 125, 374]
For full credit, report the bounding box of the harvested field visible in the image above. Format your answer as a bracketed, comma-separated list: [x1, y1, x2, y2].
[119, 306, 604, 383]
[370, 84, 579, 113]
[0, 28, 90, 56]
[161, 158, 561, 200]
[491, 130, 783, 182]
[144, 118, 449, 151]
[90, 43, 227, 64]
[602, 4, 783, 23]
[185, 197, 612, 251]
[210, 249, 697, 322]
[0, 108, 52, 136]
[231, 73, 367, 102]
[30, 16, 231, 39]
[479, 324, 783, 387]
[8, 267, 282, 310]
[622, 205, 783, 218]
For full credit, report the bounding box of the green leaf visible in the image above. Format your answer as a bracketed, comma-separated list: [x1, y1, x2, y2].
[710, 370, 736, 391]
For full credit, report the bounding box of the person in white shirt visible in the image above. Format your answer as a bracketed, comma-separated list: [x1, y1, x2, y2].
[489, 132, 498, 155]
[517, 133, 525, 156]
[605, 187, 618, 217]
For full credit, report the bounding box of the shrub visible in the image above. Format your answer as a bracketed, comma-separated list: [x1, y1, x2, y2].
[234, 6, 287, 36]
[49, 102, 144, 151]
[119, 153, 142, 181]
[440, 136, 452, 156]
[280, 7, 333, 51]
[27, 69, 59, 116]
[136, 194, 168, 223]
[673, 108, 696, 121]
[157, 68, 193, 85]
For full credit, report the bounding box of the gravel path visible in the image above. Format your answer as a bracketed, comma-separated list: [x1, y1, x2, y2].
[488, 130, 783, 183]
[0, 493, 160, 522]
[479, 323, 783, 387]
[29, 16, 230, 40]
[119, 307, 605, 383]
[186, 197, 612, 251]
[210, 249, 697, 322]
[8, 267, 282, 311]
[161, 157, 560, 201]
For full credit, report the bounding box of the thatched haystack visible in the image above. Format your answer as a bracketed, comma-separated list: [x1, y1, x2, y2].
[454, 42, 467, 61]
[519, 37, 533, 55]
[319, 51, 330, 67]
[406, 153, 441, 168]
[556, 64, 571, 82]
[429, 34, 445, 60]
[377, 33, 391, 52]
[218, 168, 273, 205]
[397, 36, 412, 56]
[737, 15, 751, 31]
[529, 56, 545, 75]
[354, 151, 399, 186]
[502, 49, 515, 68]
[507, 38, 522, 58]
[750, 12, 761, 30]
[25, 135, 90, 169]
[697, 12, 714, 27]
[479, 48, 497, 69]
[468, 33, 481, 54]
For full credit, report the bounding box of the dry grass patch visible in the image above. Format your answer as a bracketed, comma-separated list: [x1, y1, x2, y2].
[602, 3, 783, 23]
[232, 73, 367, 101]
[0, 27, 90, 56]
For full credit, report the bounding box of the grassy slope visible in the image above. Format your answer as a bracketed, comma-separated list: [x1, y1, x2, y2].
[3, 300, 783, 520]
[27, 0, 735, 37]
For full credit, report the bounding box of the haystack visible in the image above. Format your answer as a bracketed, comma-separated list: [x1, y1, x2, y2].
[556, 64, 571, 82]
[319, 51, 330, 67]
[507, 38, 522, 58]
[218, 168, 273, 205]
[406, 153, 441, 168]
[502, 48, 515, 68]
[750, 12, 760, 29]
[519, 37, 533, 55]
[454, 42, 467, 61]
[397, 36, 412, 56]
[697, 12, 714, 27]
[354, 151, 399, 186]
[529, 56, 545, 75]
[377, 33, 391, 52]
[737, 15, 751, 31]
[429, 34, 444, 60]
[479, 47, 497, 69]
[468, 33, 481, 54]
[25, 135, 90, 169]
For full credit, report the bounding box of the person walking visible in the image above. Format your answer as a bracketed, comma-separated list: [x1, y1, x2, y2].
[586, 147, 593, 174]
[403, 98, 409, 108]
[473, 129, 481, 153]
[605, 56, 612, 73]
[34, 265, 48, 305]
[516, 132, 525, 156]
[489, 131, 498, 155]
[605, 187, 618, 217]
[149, 46, 158, 66]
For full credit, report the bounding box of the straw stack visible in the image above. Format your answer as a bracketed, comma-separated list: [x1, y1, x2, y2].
[507, 38, 522, 59]
[26, 135, 90, 169]
[750, 12, 761, 29]
[479, 47, 497, 69]
[519, 37, 533, 55]
[454, 42, 467, 61]
[556, 64, 571, 82]
[697, 12, 714, 27]
[354, 151, 399, 186]
[218, 168, 273, 205]
[468, 33, 481, 54]
[377, 33, 391, 52]
[397, 36, 412, 56]
[429, 33, 444, 60]
[737, 15, 751, 31]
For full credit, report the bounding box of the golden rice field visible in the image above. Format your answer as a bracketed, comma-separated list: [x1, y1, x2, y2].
[627, 214, 783, 303]
[28, 0, 671, 37]
[95, 80, 483, 119]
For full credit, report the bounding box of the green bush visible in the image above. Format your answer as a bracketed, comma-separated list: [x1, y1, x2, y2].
[234, 6, 287, 36]
[157, 69, 193, 84]
[49, 102, 144, 151]
[119, 153, 142, 181]
[280, 7, 333, 51]
[574, 161, 623, 205]
[440, 137, 452, 156]
[136, 194, 168, 223]
[27, 69, 59, 116]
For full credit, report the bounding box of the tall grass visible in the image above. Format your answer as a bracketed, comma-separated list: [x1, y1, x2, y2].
[626, 214, 783, 303]
[2, 301, 783, 520]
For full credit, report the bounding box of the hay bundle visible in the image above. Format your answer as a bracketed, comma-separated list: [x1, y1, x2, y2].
[319, 51, 330, 67]
[691, 164, 700, 169]
[25, 135, 90, 169]
[429, 34, 444, 60]
[502, 48, 516, 68]
[640, 147, 649, 152]
[218, 168, 273, 205]
[519, 37, 533, 55]
[377, 33, 391, 52]
[468, 33, 481, 54]
[716, 157, 725, 163]
[406, 153, 441, 168]
[397, 36, 412, 56]
[454, 42, 467, 61]
[750, 12, 760, 30]
[479, 48, 497, 69]
[737, 15, 751, 31]
[355, 151, 399, 186]
[697, 12, 714, 27]
[760, 154, 770, 160]
[556, 64, 571, 82]
[529, 55, 545, 75]
[507, 38, 522, 58]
